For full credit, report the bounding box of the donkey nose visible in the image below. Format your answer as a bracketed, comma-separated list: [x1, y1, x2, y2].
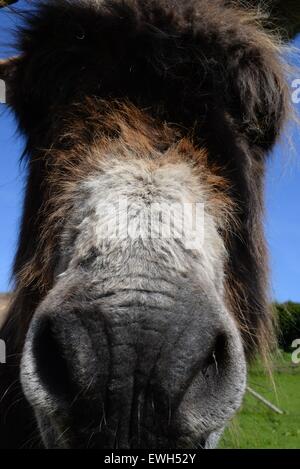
[20, 293, 246, 448]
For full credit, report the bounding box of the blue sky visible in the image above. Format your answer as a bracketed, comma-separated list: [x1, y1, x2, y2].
[0, 2, 299, 302]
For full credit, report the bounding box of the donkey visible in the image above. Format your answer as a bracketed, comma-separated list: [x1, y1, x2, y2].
[0, 0, 289, 449]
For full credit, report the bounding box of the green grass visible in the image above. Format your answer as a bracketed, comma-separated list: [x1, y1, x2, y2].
[220, 351, 300, 448]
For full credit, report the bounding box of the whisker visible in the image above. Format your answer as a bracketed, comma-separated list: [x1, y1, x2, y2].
[0, 378, 20, 403]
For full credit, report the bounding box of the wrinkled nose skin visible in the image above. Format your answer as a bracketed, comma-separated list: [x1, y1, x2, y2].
[21, 278, 246, 449]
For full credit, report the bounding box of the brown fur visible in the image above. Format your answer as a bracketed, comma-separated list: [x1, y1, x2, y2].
[14, 99, 233, 296]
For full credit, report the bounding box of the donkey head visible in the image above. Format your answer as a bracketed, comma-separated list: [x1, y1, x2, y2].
[0, 0, 288, 448]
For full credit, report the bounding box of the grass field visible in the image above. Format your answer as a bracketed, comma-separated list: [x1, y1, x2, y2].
[220, 351, 300, 448]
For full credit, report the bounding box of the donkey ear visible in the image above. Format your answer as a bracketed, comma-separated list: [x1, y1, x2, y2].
[0, 57, 20, 105]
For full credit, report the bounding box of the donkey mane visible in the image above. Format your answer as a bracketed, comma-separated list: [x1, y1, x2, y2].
[0, 0, 290, 449]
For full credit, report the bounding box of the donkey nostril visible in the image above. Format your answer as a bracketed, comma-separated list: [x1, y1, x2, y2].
[33, 316, 75, 402]
[202, 333, 227, 378]
[214, 332, 228, 366]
